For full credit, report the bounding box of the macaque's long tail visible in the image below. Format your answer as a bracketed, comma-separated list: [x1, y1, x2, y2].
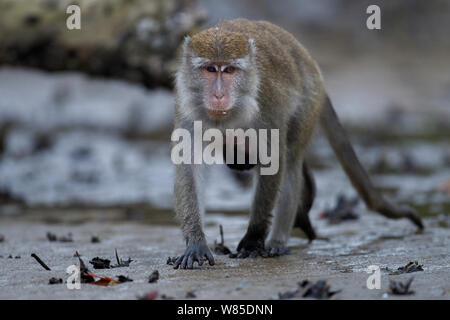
[319, 96, 424, 229]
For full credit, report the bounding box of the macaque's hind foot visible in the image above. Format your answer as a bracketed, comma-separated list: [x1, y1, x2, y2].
[230, 237, 291, 259]
[377, 200, 424, 230]
[267, 246, 291, 257]
[266, 239, 291, 257]
[229, 246, 290, 259]
[173, 242, 215, 269]
[231, 234, 267, 258]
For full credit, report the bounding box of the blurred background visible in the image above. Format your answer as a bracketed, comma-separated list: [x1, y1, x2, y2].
[0, 0, 449, 224]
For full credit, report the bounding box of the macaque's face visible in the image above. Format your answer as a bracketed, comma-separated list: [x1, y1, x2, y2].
[176, 37, 260, 127]
[199, 63, 238, 120]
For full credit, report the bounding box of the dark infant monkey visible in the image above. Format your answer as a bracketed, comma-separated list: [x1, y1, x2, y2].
[172, 19, 423, 269]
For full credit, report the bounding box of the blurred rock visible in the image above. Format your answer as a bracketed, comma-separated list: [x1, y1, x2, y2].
[0, 0, 206, 88]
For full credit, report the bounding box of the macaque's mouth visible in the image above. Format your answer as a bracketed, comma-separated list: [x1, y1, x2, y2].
[206, 108, 232, 119]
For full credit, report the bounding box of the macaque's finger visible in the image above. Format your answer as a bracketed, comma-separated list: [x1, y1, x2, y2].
[205, 250, 215, 266]
[196, 253, 203, 266]
[173, 256, 184, 269]
[270, 247, 280, 257]
[187, 255, 194, 269]
[180, 255, 189, 269]
[237, 249, 249, 259]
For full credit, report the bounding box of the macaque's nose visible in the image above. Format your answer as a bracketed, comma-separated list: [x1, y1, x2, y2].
[213, 93, 225, 101]
[211, 93, 228, 109]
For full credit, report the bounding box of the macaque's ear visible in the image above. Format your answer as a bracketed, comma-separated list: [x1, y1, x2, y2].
[248, 38, 256, 57]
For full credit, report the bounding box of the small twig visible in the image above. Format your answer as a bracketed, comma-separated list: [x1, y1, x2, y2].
[219, 225, 225, 245]
[31, 253, 51, 271]
[115, 248, 120, 266]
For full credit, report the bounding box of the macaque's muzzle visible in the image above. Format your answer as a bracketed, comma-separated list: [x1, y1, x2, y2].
[207, 92, 232, 119]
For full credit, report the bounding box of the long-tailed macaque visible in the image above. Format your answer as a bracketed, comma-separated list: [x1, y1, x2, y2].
[172, 19, 423, 269]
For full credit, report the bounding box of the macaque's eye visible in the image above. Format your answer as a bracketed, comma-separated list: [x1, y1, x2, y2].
[223, 66, 235, 74]
[206, 66, 217, 73]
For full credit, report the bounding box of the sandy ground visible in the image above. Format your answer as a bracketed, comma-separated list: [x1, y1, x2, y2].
[0, 208, 448, 300]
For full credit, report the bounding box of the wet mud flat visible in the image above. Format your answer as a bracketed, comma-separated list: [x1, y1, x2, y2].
[0, 208, 448, 300]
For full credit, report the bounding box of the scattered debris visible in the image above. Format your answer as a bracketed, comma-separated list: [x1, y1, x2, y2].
[148, 270, 159, 283]
[47, 232, 73, 242]
[117, 275, 133, 283]
[89, 257, 111, 269]
[161, 294, 174, 300]
[49, 277, 63, 285]
[277, 287, 300, 299]
[186, 290, 196, 298]
[91, 236, 101, 243]
[92, 276, 119, 286]
[75, 252, 128, 286]
[302, 280, 341, 299]
[82, 250, 134, 270]
[389, 277, 415, 295]
[15, 255, 21, 259]
[213, 225, 231, 255]
[389, 261, 424, 275]
[278, 280, 340, 300]
[31, 253, 51, 271]
[318, 195, 359, 224]
[166, 256, 179, 265]
[112, 249, 133, 268]
[138, 291, 159, 300]
[75, 251, 95, 283]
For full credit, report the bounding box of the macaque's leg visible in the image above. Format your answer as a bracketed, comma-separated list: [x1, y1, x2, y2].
[235, 156, 285, 258]
[293, 163, 317, 241]
[173, 163, 215, 269]
[265, 157, 304, 256]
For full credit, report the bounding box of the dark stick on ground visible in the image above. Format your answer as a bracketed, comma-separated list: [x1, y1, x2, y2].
[113, 248, 133, 267]
[117, 275, 133, 283]
[213, 225, 231, 255]
[31, 253, 51, 271]
[49, 277, 63, 284]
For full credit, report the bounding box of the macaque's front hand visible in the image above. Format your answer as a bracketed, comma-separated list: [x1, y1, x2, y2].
[173, 239, 215, 269]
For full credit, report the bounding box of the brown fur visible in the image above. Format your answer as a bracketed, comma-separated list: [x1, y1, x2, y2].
[191, 28, 249, 61]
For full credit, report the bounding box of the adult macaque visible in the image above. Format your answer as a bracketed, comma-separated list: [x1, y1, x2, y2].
[172, 19, 423, 269]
